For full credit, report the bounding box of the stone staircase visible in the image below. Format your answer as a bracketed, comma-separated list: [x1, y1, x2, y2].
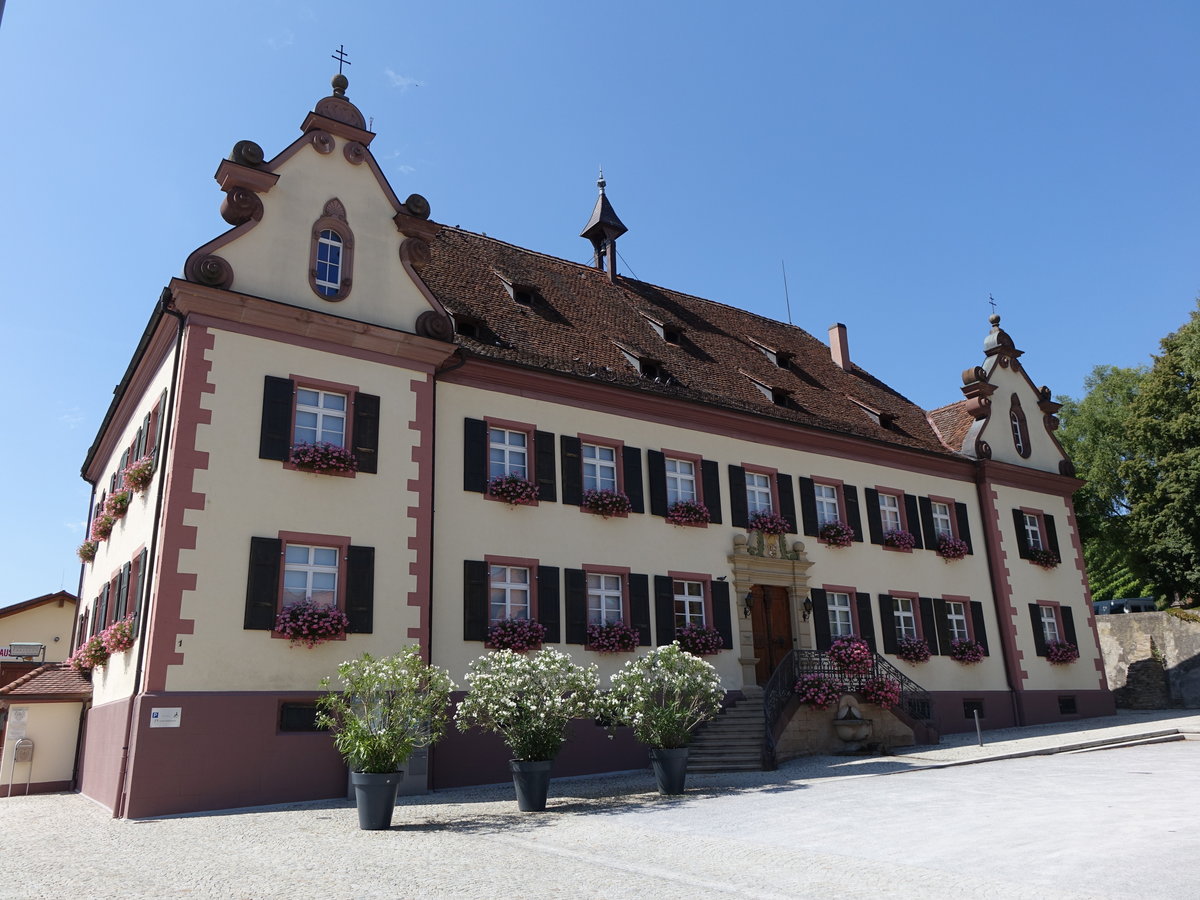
[687, 686, 766, 773]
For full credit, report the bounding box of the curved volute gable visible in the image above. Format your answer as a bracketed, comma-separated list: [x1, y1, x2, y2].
[958, 315, 1072, 475]
[183, 77, 447, 336]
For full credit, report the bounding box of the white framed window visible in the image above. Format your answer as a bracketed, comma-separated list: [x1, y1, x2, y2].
[1040, 606, 1060, 643]
[489, 565, 530, 622]
[294, 389, 347, 447]
[746, 472, 773, 515]
[315, 229, 344, 296]
[587, 573, 624, 625]
[815, 483, 840, 527]
[673, 580, 705, 629]
[489, 428, 528, 479]
[283, 545, 339, 606]
[932, 501, 954, 539]
[582, 444, 618, 492]
[665, 458, 697, 505]
[1024, 513, 1044, 551]
[946, 601, 969, 642]
[879, 493, 902, 532]
[893, 597, 918, 641]
[828, 591, 853, 637]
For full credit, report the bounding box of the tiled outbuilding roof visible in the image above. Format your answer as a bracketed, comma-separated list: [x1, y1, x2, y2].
[928, 400, 975, 454]
[0, 664, 91, 700]
[420, 227, 960, 458]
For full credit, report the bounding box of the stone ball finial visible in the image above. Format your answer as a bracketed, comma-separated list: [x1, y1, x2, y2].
[989, 313, 1001, 326]
[332, 73, 349, 97]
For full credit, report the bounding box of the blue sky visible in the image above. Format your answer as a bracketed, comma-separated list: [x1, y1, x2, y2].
[3, 2, 1198, 607]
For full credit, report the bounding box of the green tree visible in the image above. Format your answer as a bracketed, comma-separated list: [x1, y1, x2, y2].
[1122, 301, 1200, 603]
[1057, 364, 1154, 600]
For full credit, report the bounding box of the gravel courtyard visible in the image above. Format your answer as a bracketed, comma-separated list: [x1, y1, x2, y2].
[2, 734, 1196, 899]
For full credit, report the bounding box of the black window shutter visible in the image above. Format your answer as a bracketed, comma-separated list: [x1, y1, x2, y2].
[244, 537, 281, 630]
[462, 560, 489, 641]
[345, 546, 374, 633]
[629, 574, 651, 646]
[535, 430, 557, 502]
[864, 488, 883, 544]
[1013, 509, 1031, 559]
[560, 436, 582, 507]
[797, 477, 819, 536]
[702, 460, 722, 523]
[1061, 606, 1078, 647]
[654, 575, 675, 645]
[116, 562, 131, 620]
[919, 496, 938, 550]
[352, 392, 380, 474]
[811, 588, 832, 651]
[856, 592, 876, 652]
[259, 376, 294, 462]
[878, 594, 899, 654]
[647, 450, 668, 517]
[137, 412, 151, 458]
[711, 580, 733, 651]
[933, 599, 952, 656]
[919, 597, 938, 654]
[152, 389, 169, 472]
[970, 601, 989, 654]
[537, 566, 561, 643]
[133, 548, 148, 637]
[565, 568, 588, 644]
[905, 496, 924, 549]
[728, 466, 748, 528]
[463, 418, 487, 493]
[778, 474, 798, 533]
[1044, 514, 1061, 561]
[956, 503, 974, 553]
[1029, 604, 1048, 656]
[623, 447, 645, 513]
[844, 485, 864, 542]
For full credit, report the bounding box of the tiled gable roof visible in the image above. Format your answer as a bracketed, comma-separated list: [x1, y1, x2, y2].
[420, 227, 958, 457]
[0, 664, 91, 699]
[0, 590, 76, 617]
[928, 400, 975, 453]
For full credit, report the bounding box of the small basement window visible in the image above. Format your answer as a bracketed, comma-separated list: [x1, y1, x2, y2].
[1058, 696, 1078, 715]
[963, 699, 984, 720]
[279, 702, 326, 732]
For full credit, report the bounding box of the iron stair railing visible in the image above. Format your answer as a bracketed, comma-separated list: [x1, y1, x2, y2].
[762, 649, 936, 769]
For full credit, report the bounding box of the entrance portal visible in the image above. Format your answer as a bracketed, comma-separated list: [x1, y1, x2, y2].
[750, 585, 794, 685]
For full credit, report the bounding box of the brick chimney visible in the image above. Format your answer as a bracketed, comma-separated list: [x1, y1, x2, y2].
[829, 323, 851, 371]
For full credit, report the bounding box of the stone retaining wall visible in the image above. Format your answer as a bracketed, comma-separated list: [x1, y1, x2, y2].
[1096, 612, 1200, 708]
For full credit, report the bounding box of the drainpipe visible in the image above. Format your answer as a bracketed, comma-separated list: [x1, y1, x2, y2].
[113, 288, 186, 819]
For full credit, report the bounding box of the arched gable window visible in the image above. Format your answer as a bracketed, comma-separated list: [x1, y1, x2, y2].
[1009, 394, 1031, 459]
[308, 198, 354, 301]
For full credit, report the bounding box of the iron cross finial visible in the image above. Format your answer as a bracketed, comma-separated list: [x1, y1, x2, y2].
[332, 45, 352, 75]
[988, 293, 998, 315]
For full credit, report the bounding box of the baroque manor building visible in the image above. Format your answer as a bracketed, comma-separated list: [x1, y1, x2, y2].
[68, 73, 1112, 817]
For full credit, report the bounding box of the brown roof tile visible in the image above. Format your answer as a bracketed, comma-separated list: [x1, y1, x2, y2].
[0, 664, 91, 700]
[420, 227, 960, 458]
[928, 400, 975, 453]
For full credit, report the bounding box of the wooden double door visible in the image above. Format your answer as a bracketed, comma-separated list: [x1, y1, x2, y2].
[749, 584, 794, 685]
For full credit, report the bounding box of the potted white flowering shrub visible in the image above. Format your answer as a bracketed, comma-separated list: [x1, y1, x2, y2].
[455, 648, 599, 811]
[602, 643, 724, 795]
[316, 649, 455, 830]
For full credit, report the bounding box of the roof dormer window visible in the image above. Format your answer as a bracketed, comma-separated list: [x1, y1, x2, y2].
[748, 338, 778, 366]
[641, 313, 682, 346]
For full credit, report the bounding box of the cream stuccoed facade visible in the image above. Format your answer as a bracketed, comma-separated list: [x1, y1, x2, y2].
[66, 74, 1112, 817]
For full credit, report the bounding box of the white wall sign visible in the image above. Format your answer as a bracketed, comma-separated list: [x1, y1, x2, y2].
[6, 707, 28, 740]
[149, 707, 182, 728]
